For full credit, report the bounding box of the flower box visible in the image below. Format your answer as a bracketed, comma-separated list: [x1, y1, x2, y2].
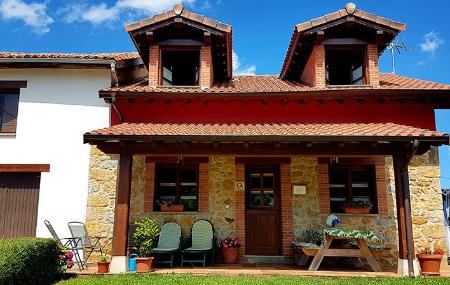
[160, 204, 184, 212]
[344, 207, 370, 214]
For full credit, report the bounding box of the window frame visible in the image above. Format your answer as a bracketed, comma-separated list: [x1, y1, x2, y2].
[153, 162, 199, 212]
[159, 46, 201, 87]
[325, 45, 368, 86]
[0, 91, 20, 134]
[328, 163, 378, 214]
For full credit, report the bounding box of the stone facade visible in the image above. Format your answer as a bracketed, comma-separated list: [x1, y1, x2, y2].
[85, 147, 445, 266]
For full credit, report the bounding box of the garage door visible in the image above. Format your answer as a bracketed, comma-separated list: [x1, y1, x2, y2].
[0, 173, 41, 238]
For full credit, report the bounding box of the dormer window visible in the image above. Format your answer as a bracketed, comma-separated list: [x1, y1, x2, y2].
[161, 49, 200, 86]
[325, 46, 366, 86]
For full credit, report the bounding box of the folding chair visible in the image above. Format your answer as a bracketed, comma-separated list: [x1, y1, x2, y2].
[67, 221, 106, 266]
[44, 220, 84, 271]
[151, 222, 182, 268]
[181, 219, 215, 267]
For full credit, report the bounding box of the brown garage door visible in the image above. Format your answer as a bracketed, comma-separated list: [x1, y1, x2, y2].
[0, 173, 41, 238]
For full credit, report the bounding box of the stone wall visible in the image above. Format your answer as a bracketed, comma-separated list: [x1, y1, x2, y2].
[85, 148, 445, 266]
[85, 146, 119, 260]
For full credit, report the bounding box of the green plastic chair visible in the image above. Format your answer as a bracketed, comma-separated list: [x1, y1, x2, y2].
[151, 222, 182, 268]
[181, 219, 215, 267]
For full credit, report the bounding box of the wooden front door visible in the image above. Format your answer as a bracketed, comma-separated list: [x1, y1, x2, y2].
[245, 166, 281, 255]
[0, 173, 41, 238]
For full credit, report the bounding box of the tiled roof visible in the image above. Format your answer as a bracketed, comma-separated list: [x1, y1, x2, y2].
[99, 73, 450, 95]
[85, 122, 447, 142]
[0, 52, 140, 62]
[295, 4, 406, 33]
[125, 4, 231, 33]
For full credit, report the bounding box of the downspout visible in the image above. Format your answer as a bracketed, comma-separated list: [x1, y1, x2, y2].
[405, 139, 419, 277]
[111, 92, 124, 124]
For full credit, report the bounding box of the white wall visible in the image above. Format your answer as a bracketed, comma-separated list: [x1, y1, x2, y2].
[0, 68, 111, 238]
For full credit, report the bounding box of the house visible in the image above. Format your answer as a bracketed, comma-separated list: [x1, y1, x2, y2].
[0, 52, 143, 238]
[1, 2, 450, 277]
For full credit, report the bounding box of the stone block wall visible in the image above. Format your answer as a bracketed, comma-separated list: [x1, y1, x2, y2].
[85, 148, 445, 266]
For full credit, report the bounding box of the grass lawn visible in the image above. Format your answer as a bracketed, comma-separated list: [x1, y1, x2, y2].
[57, 274, 450, 285]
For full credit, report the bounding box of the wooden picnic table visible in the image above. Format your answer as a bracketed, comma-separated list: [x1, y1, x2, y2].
[307, 229, 382, 272]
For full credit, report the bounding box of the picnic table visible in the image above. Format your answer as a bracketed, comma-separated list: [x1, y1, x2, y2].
[307, 228, 383, 272]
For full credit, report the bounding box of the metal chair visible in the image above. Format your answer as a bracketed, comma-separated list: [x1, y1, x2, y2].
[67, 221, 106, 266]
[44, 220, 84, 271]
[151, 222, 182, 268]
[181, 219, 215, 267]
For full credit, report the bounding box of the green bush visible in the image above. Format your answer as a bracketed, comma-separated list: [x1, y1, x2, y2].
[0, 237, 61, 285]
[132, 217, 160, 257]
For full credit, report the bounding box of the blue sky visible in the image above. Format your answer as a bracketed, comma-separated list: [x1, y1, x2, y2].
[1, 0, 449, 187]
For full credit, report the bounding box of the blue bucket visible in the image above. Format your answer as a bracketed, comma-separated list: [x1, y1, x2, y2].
[129, 254, 139, 271]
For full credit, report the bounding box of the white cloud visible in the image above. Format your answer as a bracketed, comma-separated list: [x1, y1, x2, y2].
[0, 0, 53, 33]
[420, 31, 444, 54]
[61, 0, 197, 25]
[232, 50, 256, 76]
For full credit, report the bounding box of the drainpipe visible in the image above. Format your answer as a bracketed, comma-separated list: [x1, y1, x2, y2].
[111, 92, 124, 123]
[405, 140, 419, 277]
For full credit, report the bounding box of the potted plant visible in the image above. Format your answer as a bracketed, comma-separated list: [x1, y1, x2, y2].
[132, 217, 160, 273]
[218, 236, 241, 263]
[417, 247, 445, 275]
[344, 200, 372, 214]
[97, 254, 110, 274]
[158, 200, 184, 212]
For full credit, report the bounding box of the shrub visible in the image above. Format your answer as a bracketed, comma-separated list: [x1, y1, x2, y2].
[0, 238, 61, 285]
[131, 218, 160, 257]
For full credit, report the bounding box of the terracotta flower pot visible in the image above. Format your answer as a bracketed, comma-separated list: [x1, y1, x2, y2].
[344, 207, 370, 214]
[222, 247, 239, 263]
[136, 257, 154, 273]
[417, 254, 443, 275]
[161, 204, 184, 212]
[97, 262, 110, 274]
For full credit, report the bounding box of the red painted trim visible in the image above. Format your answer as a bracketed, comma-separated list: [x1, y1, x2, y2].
[112, 99, 436, 130]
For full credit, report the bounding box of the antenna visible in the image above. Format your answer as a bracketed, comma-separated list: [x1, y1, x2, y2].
[387, 42, 414, 74]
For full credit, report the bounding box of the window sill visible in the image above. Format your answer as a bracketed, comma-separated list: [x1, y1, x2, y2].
[327, 213, 379, 217]
[326, 84, 372, 88]
[0, 133, 16, 137]
[152, 211, 199, 214]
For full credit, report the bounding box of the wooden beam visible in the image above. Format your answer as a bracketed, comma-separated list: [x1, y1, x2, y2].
[0, 81, 27, 89]
[94, 141, 423, 156]
[393, 154, 415, 276]
[0, 164, 50, 172]
[111, 155, 132, 257]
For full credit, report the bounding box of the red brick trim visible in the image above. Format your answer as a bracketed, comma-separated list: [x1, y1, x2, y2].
[143, 160, 155, 212]
[235, 162, 245, 261]
[200, 45, 213, 88]
[374, 160, 388, 216]
[198, 162, 209, 212]
[280, 163, 293, 257]
[148, 45, 159, 87]
[318, 162, 330, 214]
[367, 44, 380, 87]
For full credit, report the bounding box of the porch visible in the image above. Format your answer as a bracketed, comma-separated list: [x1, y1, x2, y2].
[83, 122, 450, 276]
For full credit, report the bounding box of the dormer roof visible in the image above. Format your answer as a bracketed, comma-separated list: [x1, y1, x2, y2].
[281, 3, 406, 80]
[125, 3, 233, 81]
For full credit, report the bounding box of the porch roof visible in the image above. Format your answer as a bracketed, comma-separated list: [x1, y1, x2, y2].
[84, 122, 448, 144]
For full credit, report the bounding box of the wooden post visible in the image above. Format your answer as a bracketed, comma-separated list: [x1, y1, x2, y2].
[110, 154, 133, 273]
[393, 154, 416, 277]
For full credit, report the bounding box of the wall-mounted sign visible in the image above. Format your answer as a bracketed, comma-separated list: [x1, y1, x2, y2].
[293, 184, 306, 195]
[235, 182, 245, 192]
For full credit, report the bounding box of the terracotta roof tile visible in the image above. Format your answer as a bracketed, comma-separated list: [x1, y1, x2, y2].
[100, 73, 450, 95]
[0, 52, 140, 62]
[85, 122, 447, 142]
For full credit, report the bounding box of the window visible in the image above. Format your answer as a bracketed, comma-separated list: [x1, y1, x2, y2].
[0, 93, 19, 133]
[328, 164, 377, 214]
[154, 164, 198, 212]
[161, 49, 200, 86]
[325, 46, 366, 85]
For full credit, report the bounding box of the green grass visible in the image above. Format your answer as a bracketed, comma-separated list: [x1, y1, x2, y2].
[57, 274, 450, 285]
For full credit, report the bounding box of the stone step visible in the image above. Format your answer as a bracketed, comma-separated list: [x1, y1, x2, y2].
[244, 255, 291, 264]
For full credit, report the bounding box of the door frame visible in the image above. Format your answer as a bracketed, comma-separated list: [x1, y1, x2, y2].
[244, 164, 282, 255]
